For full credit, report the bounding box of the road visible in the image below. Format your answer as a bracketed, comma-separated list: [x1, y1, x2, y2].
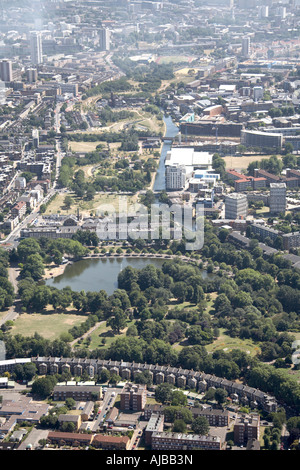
[0, 265, 22, 326]
[70, 321, 105, 348]
[0, 206, 40, 250]
[17, 428, 50, 451]
[91, 387, 119, 432]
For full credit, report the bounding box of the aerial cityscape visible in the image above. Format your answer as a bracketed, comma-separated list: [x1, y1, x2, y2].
[0, 0, 299, 456]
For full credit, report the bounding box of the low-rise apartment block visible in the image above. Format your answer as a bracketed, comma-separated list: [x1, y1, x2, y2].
[145, 413, 165, 445]
[282, 232, 300, 250]
[151, 431, 223, 451]
[58, 413, 81, 431]
[251, 222, 280, 242]
[190, 408, 230, 427]
[53, 384, 102, 401]
[11, 200, 26, 219]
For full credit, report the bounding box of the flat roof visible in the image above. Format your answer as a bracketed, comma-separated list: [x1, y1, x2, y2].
[166, 148, 212, 167]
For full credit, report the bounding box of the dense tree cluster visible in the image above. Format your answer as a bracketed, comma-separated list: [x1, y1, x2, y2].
[0, 248, 14, 311]
[82, 76, 132, 99]
[97, 106, 135, 125]
[2, 220, 300, 414]
[13, 238, 88, 283]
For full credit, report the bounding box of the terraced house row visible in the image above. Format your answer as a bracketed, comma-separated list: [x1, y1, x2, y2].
[0, 357, 277, 413]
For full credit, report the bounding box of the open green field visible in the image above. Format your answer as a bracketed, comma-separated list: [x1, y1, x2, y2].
[206, 328, 261, 357]
[0, 311, 8, 323]
[74, 319, 136, 350]
[44, 192, 139, 218]
[276, 367, 300, 382]
[10, 312, 87, 340]
[254, 206, 270, 217]
[68, 141, 106, 153]
[168, 298, 260, 357]
[224, 154, 282, 171]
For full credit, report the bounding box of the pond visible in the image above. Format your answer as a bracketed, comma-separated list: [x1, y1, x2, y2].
[45, 256, 211, 295]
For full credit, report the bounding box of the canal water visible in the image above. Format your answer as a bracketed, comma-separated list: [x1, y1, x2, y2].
[153, 114, 179, 191]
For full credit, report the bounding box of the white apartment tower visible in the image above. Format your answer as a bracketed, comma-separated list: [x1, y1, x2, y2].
[30, 32, 43, 65]
[100, 28, 111, 51]
[0, 81, 6, 105]
[26, 68, 38, 83]
[253, 86, 264, 102]
[225, 193, 248, 220]
[242, 36, 251, 58]
[269, 183, 286, 215]
[258, 6, 269, 18]
[0, 60, 12, 82]
[165, 165, 187, 190]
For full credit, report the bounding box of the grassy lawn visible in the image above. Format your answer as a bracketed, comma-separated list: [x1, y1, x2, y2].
[167, 293, 217, 314]
[0, 310, 9, 322]
[75, 319, 137, 350]
[146, 397, 160, 406]
[254, 206, 270, 217]
[158, 68, 197, 92]
[10, 312, 87, 340]
[206, 328, 261, 357]
[167, 300, 199, 310]
[273, 366, 300, 382]
[171, 302, 261, 355]
[44, 192, 139, 218]
[68, 141, 105, 153]
[204, 292, 218, 314]
[223, 154, 282, 171]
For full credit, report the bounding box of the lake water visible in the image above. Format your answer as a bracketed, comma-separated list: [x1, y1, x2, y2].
[45, 257, 210, 296]
[153, 114, 179, 191]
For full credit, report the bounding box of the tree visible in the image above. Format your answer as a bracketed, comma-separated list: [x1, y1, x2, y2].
[171, 390, 187, 407]
[23, 363, 37, 381]
[65, 398, 76, 409]
[61, 421, 75, 433]
[31, 376, 57, 398]
[86, 187, 96, 201]
[107, 308, 128, 334]
[63, 195, 74, 210]
[214, 388, 228, 406]
[100, 368, 111, 383]
[17, 238, 41, 262]
[134, 371, 153, 386]
[155, 383, 174, 404]
[173, 419, 187, 433]
[204, 388, 216, 401]
[191, 416, 209, 435]
[20, 253, 45, 281]
[163, 406, 178, 423]
[186, 325, 213, 345]
[178, 407, 193, 424]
